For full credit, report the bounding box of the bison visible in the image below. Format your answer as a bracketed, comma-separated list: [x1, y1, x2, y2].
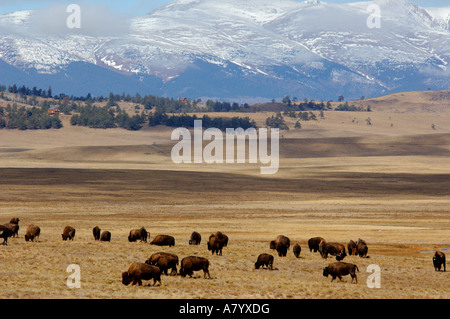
[25, 224, 40, 242]
[347, 240, 357, 256]
[433, 251, 446, 272]
[255, 254, 274, 270]
[189, 231, 202, 245]
[61, 226, 76, 241]
[100, 231, 111, 242]
[145, 252, 179, 275]
[270, 235, 290, 257]
[150, 234, 175, 247]
[293, 243, 301, 258]
[319, 240, 347, 261]
[0, 225, 13, 245]
[356, 238, 368, 258]
[323, 262, 359, 283]
[179, 256, 211, 279]
[93, 226, 101, 241]
[3, 218, 20, 238]
[308, 237, 324, 253]
[207, 232, 228, 255]
[128, 227, 149, 242]
[122, 262, 161, 286]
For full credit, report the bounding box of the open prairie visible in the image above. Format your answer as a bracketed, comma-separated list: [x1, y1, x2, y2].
[0, 93, 449, 299]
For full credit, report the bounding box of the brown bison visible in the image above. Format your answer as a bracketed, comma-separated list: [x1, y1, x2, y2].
[189, 231, 202, 245]
[145, 252, 179, 275]
[308, 237, 324, 253]
[255, 254, 274, 270]
[347, 240, 357, 256]
[323, 262, 359, 283]
[207, 235, 224, 256]
[3, 218, 20, 238]
[122, 262, 161, 286]
[270, 235, 290, 257]
[128, 227, 149, 242]
[180, 256, 211, 279]
[93, 226, 101, 241]
[319, 240, 347, 261]
[150, 234, 175, 247]
[433, 251, 446, 272]
[356, 238, 368, 258]
[293, 243, 301, 258]
[25, 224, 40, 242]
[100, 231, 111, 242]
[62, 226, 76, 241]
[207, 232, 228, 255]
[0, 225, 13, 245]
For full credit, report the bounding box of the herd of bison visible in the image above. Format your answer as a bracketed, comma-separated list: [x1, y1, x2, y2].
[0, 218, 447, 288]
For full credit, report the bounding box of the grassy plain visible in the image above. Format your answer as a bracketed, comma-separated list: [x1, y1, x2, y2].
[0, 91, 449, 299]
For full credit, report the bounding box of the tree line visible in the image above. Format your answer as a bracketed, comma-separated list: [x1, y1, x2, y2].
[0, 104, 62, 130]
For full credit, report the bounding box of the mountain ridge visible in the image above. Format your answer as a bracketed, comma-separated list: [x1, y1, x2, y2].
[0, 0, 449, 101]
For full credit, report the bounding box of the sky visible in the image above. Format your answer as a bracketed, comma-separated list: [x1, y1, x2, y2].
[0, 0, 449, 15]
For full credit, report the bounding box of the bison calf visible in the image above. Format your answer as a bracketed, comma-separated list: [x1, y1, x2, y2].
[323, 262, 359, 283]
[62, 226, 76, 241]
[293, 243, 301, 258]
[122, 262, 161, 286]
[180, 256, 211, 279]
[255, 254, 274, 270]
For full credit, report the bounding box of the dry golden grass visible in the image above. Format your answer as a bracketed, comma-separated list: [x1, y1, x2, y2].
[0, 95, 449, 299]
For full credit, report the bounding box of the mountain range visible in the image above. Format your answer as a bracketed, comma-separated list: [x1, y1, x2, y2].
[0, 0, 449, 102]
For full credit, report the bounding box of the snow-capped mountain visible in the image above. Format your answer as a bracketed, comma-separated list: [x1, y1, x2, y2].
[0, 0, 449, 101]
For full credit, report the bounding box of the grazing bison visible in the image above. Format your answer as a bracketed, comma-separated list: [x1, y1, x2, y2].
[145, 252, 179, 275]
[356, 238, 369, 258]
[270, 235, 290, 257]
[122, 262, 161, 286]
[93, 226, 101, 241]
[308, 237, 324, 253]
[293, 243, 301, 258]
[3, 218, 20, 238]
[0, 225, 13, 245]
[128, 227, 149, 242]
[25, 225, 40, 242]
[319, 240, 347, 261]
[255, 254, 274, 270]
[100, 231, 111, 242]
[348, 240, 357, 256]
[150, 235, 175, 247]
[61, 226, 76, 241]
[433, 251, 446, 272]
[323, 262, 359, 283]
[189, 231, 202, 245]
[180, 256, 211, 279]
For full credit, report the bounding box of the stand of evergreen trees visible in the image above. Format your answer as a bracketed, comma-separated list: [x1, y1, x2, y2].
[0, 104, 62, 130]
[148, 112, 256, 131]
